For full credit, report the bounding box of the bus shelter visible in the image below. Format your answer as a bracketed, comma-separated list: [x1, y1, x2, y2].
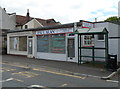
[72, 27, 109, 67]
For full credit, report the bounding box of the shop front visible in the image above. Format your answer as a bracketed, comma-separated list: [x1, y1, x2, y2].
[7, 31, 33, 57]
[35, 27, 78, 62]
[7, 21, 95, 63]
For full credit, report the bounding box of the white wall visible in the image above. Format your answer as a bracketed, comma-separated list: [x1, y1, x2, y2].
[108, 23, 119, 62]
[23, 19, 43, 29]
[95, 22, 119, 62]
[0, 7, 16, 30]
[36, 52, 66, 61]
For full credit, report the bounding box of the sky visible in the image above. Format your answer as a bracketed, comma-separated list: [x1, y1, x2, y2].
[1, 0, 120, 24]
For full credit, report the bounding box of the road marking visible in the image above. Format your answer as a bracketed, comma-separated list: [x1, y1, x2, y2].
[13, 78, 24, 82]
[12, 71, 39, 78]
[3, 62, 85, 79]
[106, 80, 119, 83]
[2, 62, 30, 69]
[0, 78, 14, 83]
[33, 68, 86, 79]
[28, 85, 53, 89]
[1, 78, 23, 83]
[60, 83, 68, 87]
[28, 85, 45, 88]
[0, 67, 16, 72]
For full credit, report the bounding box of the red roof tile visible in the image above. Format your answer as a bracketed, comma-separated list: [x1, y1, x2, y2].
[16, 15, 60, 27]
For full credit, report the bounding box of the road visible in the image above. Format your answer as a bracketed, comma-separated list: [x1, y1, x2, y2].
[0, 61, 119, 88]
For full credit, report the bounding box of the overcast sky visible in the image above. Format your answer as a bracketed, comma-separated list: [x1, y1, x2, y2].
[1, 0, 120, 24]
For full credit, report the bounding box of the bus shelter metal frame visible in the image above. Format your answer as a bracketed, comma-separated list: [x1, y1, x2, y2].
[73, 28, 109, 66]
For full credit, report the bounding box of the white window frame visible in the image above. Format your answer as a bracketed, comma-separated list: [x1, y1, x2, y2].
[83, 35, 94, 47]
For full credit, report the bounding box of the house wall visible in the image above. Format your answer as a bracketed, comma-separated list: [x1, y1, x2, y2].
[22, 19, 43, 29]
[0, 7, 16, 30]
[16, 26, 22, 30]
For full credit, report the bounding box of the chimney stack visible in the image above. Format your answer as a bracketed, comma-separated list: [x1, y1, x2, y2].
[26, 9, 30, 22]
[95, 18, 97, 22]
[27, 9, 30, 17]
[3, 8, 6, 12]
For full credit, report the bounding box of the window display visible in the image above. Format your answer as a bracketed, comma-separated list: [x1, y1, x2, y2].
[37, 34, 66, 54]
[10, 36, 27, 51]
[19, 36, 27, 51]
[50, 34, 65, 53]
[10, 37, 18, 50]
[37, 35, 49, 52]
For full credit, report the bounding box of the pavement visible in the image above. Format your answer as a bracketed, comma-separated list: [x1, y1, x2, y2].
[1, 54, 119, 80]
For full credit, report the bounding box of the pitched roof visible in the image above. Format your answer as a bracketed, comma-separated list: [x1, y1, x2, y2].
[16, 15, 32, 26]
[16, 15, 60, 27]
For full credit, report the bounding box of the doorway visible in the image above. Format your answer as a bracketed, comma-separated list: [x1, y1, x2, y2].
[28, 37, 33, 58]
[67, 37, 75, 61]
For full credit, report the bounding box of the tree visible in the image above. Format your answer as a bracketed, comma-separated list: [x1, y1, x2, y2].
[104, 16, 120, 24]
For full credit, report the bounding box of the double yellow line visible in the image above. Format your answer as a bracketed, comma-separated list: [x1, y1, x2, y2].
[33, 68, 86, 79]
[2, 62, 86, 79]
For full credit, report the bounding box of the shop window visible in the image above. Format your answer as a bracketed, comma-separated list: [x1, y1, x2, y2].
[10, 37, 18, 50]
[19, 36, 27, 51]
[37, 34, 66, 54]
[98, 34, 104, 41]
[50, 34, 65, 54]
[83, 35, 94, 47]
[37, 35, 49, 52]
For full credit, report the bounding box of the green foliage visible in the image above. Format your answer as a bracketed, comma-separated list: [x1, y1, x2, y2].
[104, 16, 120, 24]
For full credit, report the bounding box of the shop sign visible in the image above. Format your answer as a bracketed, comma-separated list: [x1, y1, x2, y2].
[82, 21, 94, 28]
[9, 31, 33, 36]
[36, 28, 74, 35]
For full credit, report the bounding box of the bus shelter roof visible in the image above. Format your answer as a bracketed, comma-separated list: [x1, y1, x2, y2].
[73, 27, 108, 35]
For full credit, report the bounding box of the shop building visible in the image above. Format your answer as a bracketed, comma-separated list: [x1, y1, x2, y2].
[7, 20, 120, 63]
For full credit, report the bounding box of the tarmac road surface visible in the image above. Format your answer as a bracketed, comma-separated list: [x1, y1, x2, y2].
[1, 61, 118, 88]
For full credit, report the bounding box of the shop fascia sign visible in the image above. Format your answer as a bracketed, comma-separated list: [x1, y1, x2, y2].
[82, 21, 94, 28]
[9, 31, 33, 36]
[36, 28, 74, 35]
